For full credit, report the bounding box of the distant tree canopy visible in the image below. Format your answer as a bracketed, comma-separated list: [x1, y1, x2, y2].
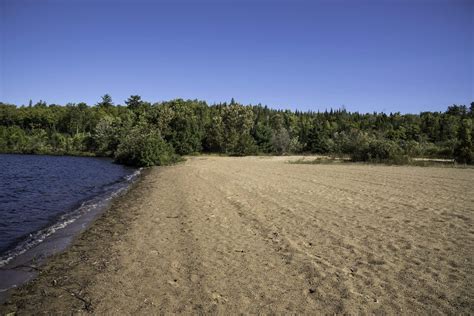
[0, 96, 473, 166]
[96, 94, 114, 109]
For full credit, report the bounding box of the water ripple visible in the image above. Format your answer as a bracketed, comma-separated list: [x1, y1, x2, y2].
[0, 154, 139, 266]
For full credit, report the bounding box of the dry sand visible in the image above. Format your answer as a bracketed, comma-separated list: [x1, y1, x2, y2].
[1, 156, 473, 314]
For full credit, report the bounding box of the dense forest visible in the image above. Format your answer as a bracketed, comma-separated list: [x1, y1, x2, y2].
[0, 95, 473, 166]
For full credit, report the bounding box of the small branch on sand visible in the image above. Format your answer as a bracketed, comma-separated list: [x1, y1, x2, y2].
[66, 289, 94, 312]
[11, 264, 41, 272]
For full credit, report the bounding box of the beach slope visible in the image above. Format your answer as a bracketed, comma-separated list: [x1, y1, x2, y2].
[1, 156, 473, 314]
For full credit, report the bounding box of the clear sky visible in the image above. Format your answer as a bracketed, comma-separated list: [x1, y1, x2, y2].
[0, 0, 472, 113]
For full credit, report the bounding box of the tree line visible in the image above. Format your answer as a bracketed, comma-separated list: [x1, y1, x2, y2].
[0, 95, 473, 166]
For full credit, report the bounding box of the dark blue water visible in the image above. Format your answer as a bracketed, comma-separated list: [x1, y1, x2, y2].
[0, 154, 139, 266]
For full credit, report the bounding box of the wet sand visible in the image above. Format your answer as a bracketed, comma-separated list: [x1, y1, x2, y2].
[1, 156, 473, 314]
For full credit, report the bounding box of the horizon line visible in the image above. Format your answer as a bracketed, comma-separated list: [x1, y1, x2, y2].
[1, 97, 473, 116]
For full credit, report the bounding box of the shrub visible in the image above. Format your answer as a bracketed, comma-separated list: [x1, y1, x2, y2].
[289, 136, 303, 153]
[114, 124, 179, 167]
[351, 139, 408, 164]
[402, 140, 422, 157]
[232, 133, 258, 156]
[271, 127, 290, 154]
[368, 140, 403, 161]
[345, 130, 371, 161]
[454, 118, 473, 164]
[93, 115, 124, 156]
[419, 142, 442, 158]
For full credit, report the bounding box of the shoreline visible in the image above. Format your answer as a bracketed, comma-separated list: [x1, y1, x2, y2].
[0, 168, 149, 313]
[1, 157, 472, 314]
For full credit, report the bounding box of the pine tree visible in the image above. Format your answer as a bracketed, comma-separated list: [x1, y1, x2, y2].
[96, 94, 114, 109]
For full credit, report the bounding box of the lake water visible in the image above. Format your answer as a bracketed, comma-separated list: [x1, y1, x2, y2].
[0, 154, 139, 268]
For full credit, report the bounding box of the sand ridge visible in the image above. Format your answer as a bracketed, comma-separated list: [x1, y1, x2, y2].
[2, 156, 473, 314]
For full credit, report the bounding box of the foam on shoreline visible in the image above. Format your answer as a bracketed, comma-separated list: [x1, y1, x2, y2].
[0, 168, 142, 301]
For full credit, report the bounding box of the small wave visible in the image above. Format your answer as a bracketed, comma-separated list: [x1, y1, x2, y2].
[124, 168, 142, 181]
[0, 168, 141, 268]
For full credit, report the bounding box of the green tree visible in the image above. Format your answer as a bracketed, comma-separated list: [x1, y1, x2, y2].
[1, 99, 474, 166]
[221, 104, 255, 155]
[93, 115, 121, 155]
[205, 115, 225, 152]
[166, 100, 202, 155]
[115, 122, 178, 167]
[125, 95, 144, 115]
[271, 127, 290, 154]
[253, 122, 273, 153]
[307, 120, 331, 153]
[454, 118, 473, 163]
[96, 94, 114, 109]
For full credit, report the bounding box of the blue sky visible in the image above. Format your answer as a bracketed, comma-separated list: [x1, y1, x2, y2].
[0, 0, 472, 113]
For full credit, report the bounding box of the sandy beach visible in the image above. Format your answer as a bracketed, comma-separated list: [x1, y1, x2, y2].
[1, 156, 473, 314]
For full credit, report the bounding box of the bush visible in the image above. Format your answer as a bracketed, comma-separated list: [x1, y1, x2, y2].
[351, 139, 408, 164]
[345, 130, 371, 160]
[436, 139, 457, 158]
[115, 124, 179, 167]
[93, 116, 121, 156]
[454, 118, 473, 164]
[402, 140, 422, 157]
[271, 127, 290, 154]
[232, 134, 258, 156]
[419, 142, 442, 158]
[29, 129, 51, 154]
[368, 140, 404, 161]
[289, 136, 303, 153]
